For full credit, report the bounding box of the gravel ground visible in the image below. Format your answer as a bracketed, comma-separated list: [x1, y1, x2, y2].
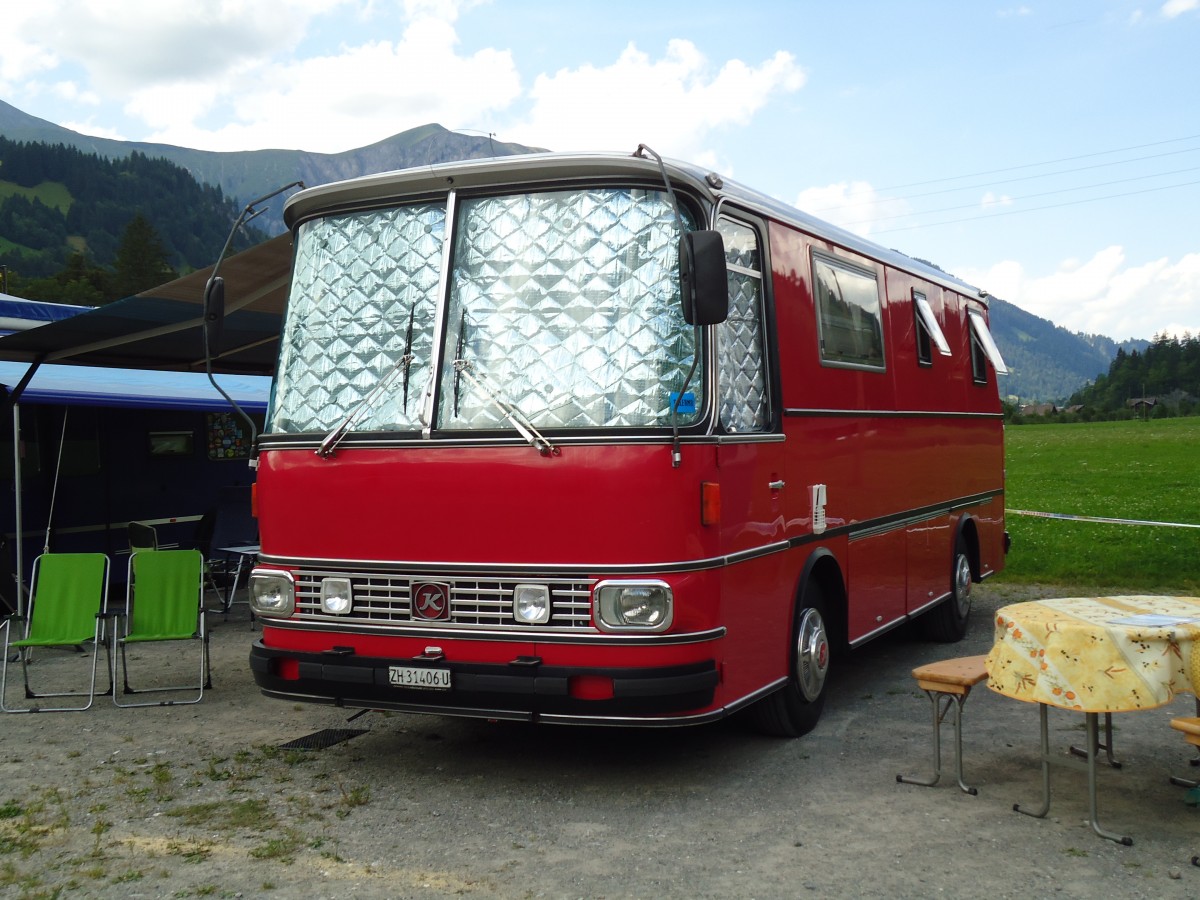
[1, 581, 1198, 899]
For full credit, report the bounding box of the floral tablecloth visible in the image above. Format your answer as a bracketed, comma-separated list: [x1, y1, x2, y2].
[986, 596, 1200, 713]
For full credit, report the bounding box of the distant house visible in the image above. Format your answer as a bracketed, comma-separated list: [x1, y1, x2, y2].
[1127, 397, 1157, 411]
[1021, 402, 1058, 416]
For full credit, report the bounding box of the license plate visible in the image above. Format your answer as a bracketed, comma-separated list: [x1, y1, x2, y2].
[388, 666, 451, 690]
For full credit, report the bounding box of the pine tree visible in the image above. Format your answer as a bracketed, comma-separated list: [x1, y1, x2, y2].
[110, 212, 177, 301]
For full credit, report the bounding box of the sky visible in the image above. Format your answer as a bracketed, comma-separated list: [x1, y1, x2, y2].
[1, 0, 1198, 343]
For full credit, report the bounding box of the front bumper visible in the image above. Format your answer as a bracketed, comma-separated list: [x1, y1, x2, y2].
[250, 641, 720, 724]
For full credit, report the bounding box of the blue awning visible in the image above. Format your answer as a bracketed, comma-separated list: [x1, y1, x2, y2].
[0, 361, 270, 412]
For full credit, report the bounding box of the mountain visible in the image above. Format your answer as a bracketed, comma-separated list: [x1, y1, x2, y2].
[0, 100, 1140, 400]
[0, 100, 542, 234]
[987, 296, 1147, 403]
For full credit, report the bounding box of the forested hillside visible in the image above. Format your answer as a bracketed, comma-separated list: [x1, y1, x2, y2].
[0, 136, 256, 280]
[987, 296, 1146, 404]
[1067, 333, 1200, 416]
[1, 99, 540, 236]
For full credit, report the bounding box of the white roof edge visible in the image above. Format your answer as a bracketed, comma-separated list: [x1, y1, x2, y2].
[283, 150, 986, 303]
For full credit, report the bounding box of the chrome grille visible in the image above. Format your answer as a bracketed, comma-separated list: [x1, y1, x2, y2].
[293, 570, 596, 632]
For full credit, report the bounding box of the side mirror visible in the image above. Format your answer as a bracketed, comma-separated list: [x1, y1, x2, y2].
[203, 275, 225, 356]
[679, 230, 728, 326]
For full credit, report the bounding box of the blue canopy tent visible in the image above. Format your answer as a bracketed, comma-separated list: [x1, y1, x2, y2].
[0, 361, 269, 412]
[0, 235, 288, 616]
[1, 363, 271, 616]
[0, 295, 94, 337]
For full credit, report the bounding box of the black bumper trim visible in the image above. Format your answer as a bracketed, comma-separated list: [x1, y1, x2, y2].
[251, 641, 718, 719]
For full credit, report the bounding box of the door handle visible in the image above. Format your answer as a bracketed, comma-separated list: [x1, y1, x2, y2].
[768, 480, 785, 491]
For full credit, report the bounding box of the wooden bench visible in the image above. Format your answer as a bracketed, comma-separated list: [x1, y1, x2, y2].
[1169, 716, 1200, 791]
[897, 655, 989, 795]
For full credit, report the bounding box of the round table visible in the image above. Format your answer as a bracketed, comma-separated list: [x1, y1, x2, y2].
[985, 595, 1200, 845]
[987, 595, 1200, 713]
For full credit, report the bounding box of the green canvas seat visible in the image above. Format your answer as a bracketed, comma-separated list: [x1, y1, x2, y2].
[113, 549, 210, 706]
[1, 553, 111, 713]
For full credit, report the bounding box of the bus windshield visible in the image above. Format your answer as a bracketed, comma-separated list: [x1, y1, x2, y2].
[269, 187, 702, 437]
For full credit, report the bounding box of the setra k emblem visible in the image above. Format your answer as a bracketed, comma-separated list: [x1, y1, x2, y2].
[411, 582, 451, 620]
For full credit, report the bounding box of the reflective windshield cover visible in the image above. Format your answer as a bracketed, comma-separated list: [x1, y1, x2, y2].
[269, 187, 701, 436]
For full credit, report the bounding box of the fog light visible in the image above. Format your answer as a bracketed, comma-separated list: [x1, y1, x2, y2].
[513, 584, 550, 624]
[321, 577, 353, 615]
[594, 581, 673, 632]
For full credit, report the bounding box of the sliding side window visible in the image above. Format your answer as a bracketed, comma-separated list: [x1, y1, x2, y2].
[913, 290, 951, 366]
[715, 217, 768, 433]
[813, 254, 884, 370]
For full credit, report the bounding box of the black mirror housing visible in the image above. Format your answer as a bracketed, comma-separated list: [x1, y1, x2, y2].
[680, 230, 728, 326]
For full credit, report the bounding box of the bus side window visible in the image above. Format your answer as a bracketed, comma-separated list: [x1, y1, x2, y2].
[715, 218, 768, 433]
[813, 254, 885, 370]
[913, 290, 950, 367]
[968, 309, 1008, 384]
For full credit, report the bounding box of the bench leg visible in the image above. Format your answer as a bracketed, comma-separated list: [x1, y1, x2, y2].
[897, 689, 977, 795]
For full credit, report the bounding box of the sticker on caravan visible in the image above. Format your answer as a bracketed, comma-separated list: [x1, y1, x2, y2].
[669, 391, 696, 414]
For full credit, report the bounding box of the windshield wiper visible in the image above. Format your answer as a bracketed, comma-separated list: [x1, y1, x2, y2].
[453, 359, 560, 457]
[316, 353, 414, 458]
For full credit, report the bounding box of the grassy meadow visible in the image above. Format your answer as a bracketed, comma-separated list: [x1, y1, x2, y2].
[998, 417, 1200, 591]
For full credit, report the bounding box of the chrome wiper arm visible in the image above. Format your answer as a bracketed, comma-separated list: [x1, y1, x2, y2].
[316, 355, 414, 458]
[453, 360, 559, 457]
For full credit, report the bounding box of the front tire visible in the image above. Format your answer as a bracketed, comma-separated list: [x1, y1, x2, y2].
[749, 582, 831, 737]
[920, 537, 973, 643]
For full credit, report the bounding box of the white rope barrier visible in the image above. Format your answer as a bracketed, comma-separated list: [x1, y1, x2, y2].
[1007, 509, 1200, 529]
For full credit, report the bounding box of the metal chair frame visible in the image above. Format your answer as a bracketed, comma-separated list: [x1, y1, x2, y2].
[113, 549, 210, 707]
[0, 553, 111, 713]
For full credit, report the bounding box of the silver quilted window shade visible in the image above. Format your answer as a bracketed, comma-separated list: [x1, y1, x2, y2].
[270, 204, 446, 433]
[715, 218, 768, 432]
[437, 189, 700, 430]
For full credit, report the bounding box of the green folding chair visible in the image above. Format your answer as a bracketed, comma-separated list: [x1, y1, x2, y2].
[1, 552, 111, 713]
[114, 549, 211, 707]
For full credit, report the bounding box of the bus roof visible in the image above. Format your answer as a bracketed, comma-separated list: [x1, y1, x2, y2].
[283, 151, 987, 303]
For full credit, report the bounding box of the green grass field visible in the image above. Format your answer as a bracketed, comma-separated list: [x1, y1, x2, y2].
[998, 417, 1200, 591]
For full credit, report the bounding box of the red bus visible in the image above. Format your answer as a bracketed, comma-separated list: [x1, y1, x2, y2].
[247, 149, 1008, 736]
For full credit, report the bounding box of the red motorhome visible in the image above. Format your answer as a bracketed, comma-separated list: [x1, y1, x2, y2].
[247, 150, 1007, 736]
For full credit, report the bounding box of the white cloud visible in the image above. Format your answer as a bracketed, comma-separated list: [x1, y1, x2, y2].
[1162, 0, 1199, 18]
[511, 41, 805, 161]
[957, 247, 1200, 340]
[22, 0, 521, 153]
[4, 1, 803, 157]
[794, 181, 910, 237]
[981, 192, 1012, 209]
[10, 1, 333, 92]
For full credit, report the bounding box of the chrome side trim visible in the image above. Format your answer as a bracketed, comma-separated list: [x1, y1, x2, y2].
[847, 614, 909, 648]
[906, 589, 953, 620]
[720, 677, 788, 716]
[256, 433, 751, 451]
[258, 542, 792, 577]
[261, 618, 727, 646]
[785, 407, 1003, 420]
